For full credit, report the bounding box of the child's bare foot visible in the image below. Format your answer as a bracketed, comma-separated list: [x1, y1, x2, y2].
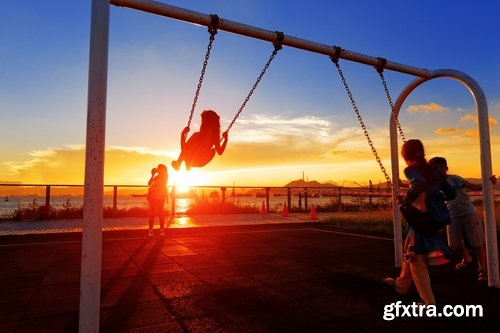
[171, 160, 180, 171]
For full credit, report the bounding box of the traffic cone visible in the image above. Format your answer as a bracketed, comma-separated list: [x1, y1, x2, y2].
[260, 201, 267, 215]
[310, 205, 318, 220]
[281, 202, 289, 217]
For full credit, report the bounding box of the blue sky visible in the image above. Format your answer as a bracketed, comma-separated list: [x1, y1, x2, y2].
[1, 0, 499, 186]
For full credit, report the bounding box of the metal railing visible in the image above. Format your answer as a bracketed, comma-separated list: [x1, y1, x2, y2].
[0, 183, 400, 219]
[2, 182, 498, 220]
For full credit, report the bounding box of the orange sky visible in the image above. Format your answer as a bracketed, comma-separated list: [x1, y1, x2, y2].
[1, 1, 499, 189]
[1, 102, 499, 188]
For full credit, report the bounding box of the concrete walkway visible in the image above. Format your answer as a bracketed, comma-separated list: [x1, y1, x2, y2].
[0, 212, 324, 236]
[0, 215, 499, 332]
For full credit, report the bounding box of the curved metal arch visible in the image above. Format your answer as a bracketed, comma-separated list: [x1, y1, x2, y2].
[389, 69, 499, 287]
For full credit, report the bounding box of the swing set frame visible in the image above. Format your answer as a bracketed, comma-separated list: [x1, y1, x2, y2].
[81, 0, 498, 330]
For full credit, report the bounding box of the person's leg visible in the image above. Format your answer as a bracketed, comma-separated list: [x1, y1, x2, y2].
[475, 246, 487, 281]
[410, 254, 435, 305]
[159, 200, 165, 235]
[393, 259, 414, 294]
[171, 155, 183, 170]
[463, 213, 487, 271]
[148, 202, 155, 230]
[452, 244, 472, 267]
[448, 218, 472, 268]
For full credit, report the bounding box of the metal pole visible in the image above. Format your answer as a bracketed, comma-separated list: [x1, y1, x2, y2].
[80, 0, 109, 332]
[391, 70, 499, 287]
[110, 0, 432, 78]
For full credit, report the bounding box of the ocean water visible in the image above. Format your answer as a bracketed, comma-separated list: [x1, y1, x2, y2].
[0, 193, 391, 219]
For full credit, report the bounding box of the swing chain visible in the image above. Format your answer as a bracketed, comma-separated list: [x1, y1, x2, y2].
[330, 51, 395, 196]
[376, 57, 406, 143]
[187, 15, 219, 130]
[225, 32, 284, 134]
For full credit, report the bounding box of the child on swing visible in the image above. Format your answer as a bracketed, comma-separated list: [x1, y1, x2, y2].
[171, 109, 228, 171]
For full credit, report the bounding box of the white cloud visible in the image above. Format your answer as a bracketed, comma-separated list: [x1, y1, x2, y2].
[406, 103, 447, 113]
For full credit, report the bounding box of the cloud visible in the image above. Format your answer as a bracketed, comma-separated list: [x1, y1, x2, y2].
[213, 114, 388, 168]
[406, 103, 447, 113]
[0, 114, 398, 185]
[464, 129, 479, 138]
[232, 114, 334, 144]
[435, 128, 460, 135]
[2, 146, 169, 185]
[461, 114, 497, 126]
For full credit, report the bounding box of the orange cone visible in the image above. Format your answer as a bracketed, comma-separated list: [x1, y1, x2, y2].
[260, 201, 267, 215]
[310, 205, 318, 220]
[282, 202, 289, 217]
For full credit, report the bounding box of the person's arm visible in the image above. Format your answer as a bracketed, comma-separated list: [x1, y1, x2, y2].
[216, 131, 228, 155]
[180, 127, 190, 150]
[148, 168, 157, 186]
[463, 175, 497, 191]
[404, 167, 428, 202]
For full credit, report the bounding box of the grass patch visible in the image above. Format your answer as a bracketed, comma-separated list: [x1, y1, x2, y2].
[321, 211, 397, 234]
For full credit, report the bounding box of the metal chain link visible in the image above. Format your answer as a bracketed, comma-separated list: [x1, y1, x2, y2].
[333, 61, 396, 196]
[225, 49, 278, 133]
[225, 34, 282, 134]
[187, 32, 216, 130]
[377, 70, 406, 143]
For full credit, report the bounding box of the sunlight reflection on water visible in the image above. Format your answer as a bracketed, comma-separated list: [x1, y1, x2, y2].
[171, 216, 196, 228]
[176, 198, 190, 213]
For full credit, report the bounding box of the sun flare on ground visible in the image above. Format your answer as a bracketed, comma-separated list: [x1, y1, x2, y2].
[169, 168, 210, 193]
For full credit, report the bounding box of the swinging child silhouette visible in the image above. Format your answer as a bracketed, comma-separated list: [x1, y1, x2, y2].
[171, 109, 228, 171]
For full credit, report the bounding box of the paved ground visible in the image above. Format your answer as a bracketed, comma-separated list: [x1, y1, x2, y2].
[0, 215, 499, 332]
[0, 212, 323, 236]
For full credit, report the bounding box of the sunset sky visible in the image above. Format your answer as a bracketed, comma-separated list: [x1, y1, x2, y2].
[1, 0, 499, 188]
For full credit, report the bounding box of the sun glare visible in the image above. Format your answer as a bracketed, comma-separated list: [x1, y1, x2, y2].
[169, 168, 209, 193]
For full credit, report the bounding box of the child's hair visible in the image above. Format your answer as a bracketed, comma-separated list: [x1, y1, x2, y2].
[156, 164, 167, 175]
[199, 110, 221, 142]
[401, 139, 437, 184]
[428, 156, 447, 168]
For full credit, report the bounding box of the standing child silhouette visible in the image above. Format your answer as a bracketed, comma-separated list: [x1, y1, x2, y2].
[171, 110, 228, 171]
[147, 164, 168, 236]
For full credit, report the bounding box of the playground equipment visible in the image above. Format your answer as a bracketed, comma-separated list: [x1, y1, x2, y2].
[81, 0, 498, 331]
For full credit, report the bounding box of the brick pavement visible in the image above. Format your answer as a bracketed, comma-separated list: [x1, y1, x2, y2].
[0, 217, 499, 332]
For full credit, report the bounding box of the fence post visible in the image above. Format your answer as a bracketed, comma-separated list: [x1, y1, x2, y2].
[304, 187, 308, 212]
[171, 186, 176, 218]
[338, 187, 342, 212]
[221, 187, 226, 212]
[113, 186, 118, 217]
[369, 180, 373, 211]
[45, 185, 51, 207]
[287, 187, 291, 212]
[265, 187, 270, 213]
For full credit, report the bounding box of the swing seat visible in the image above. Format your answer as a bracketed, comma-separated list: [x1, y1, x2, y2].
[189, 147, 216, 168]
[172, 141, 217, 171]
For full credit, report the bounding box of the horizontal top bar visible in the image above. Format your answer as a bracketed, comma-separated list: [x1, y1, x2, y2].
[111, 0, 433, 78]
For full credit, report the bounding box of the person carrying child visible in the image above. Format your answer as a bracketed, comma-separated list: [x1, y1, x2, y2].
[383, 139, 456, 305]
[171, 110, 228, 171]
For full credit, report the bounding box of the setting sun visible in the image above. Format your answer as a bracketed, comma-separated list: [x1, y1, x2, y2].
[169, 168, 210, 192]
